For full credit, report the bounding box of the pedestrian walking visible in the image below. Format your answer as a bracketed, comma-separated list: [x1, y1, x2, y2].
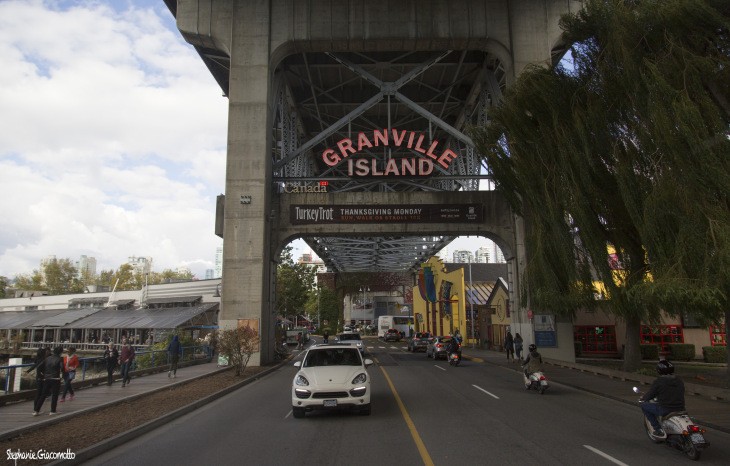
[119, 338, 135, 387]
[297, 332, 303, 350]
[504, 331, 515, 362]
[167, 335, 182, 379]
[103, 342, 119, 386]
[33, 346, 63, 416]
[514, 333, 524, 361]
[60, 347, 79, 402]
[323, 330, 329, 344]
[26, 347, 50, 410]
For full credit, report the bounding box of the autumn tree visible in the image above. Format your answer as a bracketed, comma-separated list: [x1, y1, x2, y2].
[472, 0, 730, 372]
[217, 326, 259, 376]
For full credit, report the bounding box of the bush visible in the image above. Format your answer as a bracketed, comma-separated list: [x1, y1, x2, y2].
[667, 344, 695, 361]
[574, 341, 582, 357]
[702, 346, 726, 363]
[218, 325, 259, 376]
[640, 344, 660, 360]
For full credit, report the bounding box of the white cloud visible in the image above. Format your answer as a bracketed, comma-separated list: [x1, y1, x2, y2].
[0, 1, 227, 279]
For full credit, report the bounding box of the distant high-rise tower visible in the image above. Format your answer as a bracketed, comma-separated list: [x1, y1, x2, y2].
[214, 246, 223, 278]
[452, 250, 473, 263]
[475, 247, 490, 263]
[76, 255, 97, 279]
[128, 256, 153, 274]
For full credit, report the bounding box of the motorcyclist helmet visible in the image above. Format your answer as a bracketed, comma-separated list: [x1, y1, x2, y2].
[656, 360, 674, 375]
[528, 344, 537, 352]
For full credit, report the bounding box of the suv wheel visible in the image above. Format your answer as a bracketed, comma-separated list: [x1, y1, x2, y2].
[292, 407, 305, 418]
[359, 404, 371, 416]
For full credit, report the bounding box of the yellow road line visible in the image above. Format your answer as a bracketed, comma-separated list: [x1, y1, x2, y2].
[378, 364, 435, 466]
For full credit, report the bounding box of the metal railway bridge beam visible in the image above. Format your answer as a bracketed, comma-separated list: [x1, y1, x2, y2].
[170, 0, 583, 364]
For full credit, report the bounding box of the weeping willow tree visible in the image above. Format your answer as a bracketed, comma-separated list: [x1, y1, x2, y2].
[472, 0, 730, 373]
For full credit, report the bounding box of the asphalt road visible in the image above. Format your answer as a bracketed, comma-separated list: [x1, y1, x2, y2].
[87, 340, 730, 466]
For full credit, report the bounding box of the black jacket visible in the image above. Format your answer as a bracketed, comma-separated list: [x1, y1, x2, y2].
[26, 351, 47, 379]
[641, 375, 685, 411]
[43, 354, 63, 379]
[104, 347, 119, 370]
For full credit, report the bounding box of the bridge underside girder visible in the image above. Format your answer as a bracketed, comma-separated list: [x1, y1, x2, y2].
[271, 50, 505, 271]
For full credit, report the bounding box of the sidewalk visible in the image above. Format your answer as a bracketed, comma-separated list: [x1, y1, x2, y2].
[461, 346, 730, 434]
[0, 361, 225, 441]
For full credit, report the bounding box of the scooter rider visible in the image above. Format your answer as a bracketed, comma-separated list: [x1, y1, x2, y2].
[446, 336, 461, 359]
[639, 360, 685, 438]
[521, 344, 543, 386]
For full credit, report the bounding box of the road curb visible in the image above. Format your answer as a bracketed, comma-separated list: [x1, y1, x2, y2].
[55, 357, 291, 465]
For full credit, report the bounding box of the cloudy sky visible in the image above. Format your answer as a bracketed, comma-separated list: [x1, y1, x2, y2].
[0, 0, 229, 279]
[0, 1, 499, 281]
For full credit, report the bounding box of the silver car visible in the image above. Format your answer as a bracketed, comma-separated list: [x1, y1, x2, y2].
[426, 336, 452, 360]
[336, 332, 365, 354]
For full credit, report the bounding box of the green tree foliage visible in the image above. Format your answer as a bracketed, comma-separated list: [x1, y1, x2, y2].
[305, 285, 341, 332]
[95, 265, 195, 291]
[0, 276, 7, 298]
[276, 246, 316, 317]
[13, 271, 44, 291]
[472, 0, 730, 371]
[14, 258, 84, 295]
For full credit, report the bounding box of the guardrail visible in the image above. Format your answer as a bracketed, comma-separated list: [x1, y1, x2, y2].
[1, 345, 212, 395]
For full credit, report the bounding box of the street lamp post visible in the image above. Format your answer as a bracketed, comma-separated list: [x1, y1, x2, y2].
[468, 253, 475, 348]
[359, 286, 370, 328]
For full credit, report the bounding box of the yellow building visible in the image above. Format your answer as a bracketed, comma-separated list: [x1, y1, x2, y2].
[412, 257, 507, 345]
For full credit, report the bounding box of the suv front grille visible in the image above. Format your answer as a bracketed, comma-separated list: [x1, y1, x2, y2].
[313, 391, 349, 399]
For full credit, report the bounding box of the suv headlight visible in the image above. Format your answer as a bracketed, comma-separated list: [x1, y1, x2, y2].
[295, 374, 309, 386]
[352, 373, 367, 384]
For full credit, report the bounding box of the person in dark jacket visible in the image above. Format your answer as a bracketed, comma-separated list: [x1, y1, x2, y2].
[119, 338, 135, 387]
[103, 342, 119, 386]
[26, 347, 49, 410]
[504, 332, 515, 362]
[640, 360, 685, 437]
[33, 346, 63, 416]
[167, 335, 182, 379]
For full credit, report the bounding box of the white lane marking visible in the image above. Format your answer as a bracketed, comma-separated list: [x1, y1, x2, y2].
[434, 365, 446, 371]
[285, 410, 292, 419]
[583, 445, 629, 466]
[472, 384, 500, 399]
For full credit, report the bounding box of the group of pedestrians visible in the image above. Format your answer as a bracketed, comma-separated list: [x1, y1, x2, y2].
[503, 331, 524, 362]
[25, 334, 186, 417]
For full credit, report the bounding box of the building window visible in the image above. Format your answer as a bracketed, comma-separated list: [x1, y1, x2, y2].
[640, 325, 684, 351]
[709, 325, 726, 347]
[573, 325, 617, 353]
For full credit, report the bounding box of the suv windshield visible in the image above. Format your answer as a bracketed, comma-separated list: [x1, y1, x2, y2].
[415, 333, 431, 339]
[304, 348, 361, 367]
[338, 333, 361, 341]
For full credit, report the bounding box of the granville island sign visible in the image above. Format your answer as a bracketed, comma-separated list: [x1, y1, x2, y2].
[321, 127, 458, 177]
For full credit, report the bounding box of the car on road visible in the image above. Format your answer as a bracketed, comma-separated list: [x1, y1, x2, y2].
[407, 332, 432, 352]
[426, 336, 452, 360]
[383, 328, 402, 342]
[292, 345, 373, 418]
[336, 332, 365, 354]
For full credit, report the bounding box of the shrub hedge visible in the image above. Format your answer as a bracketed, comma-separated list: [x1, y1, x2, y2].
[667, 344, 695, 361]
[702, 346, 726, 363]
[640, 344, 660, 360]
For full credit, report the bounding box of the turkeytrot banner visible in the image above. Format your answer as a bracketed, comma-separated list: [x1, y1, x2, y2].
[290, 204, 482, 224]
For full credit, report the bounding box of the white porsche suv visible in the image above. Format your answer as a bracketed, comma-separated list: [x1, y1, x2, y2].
[292, 345, 373, 418]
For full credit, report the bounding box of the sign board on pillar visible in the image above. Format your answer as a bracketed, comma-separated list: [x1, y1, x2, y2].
[10, 357, 22, 392]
